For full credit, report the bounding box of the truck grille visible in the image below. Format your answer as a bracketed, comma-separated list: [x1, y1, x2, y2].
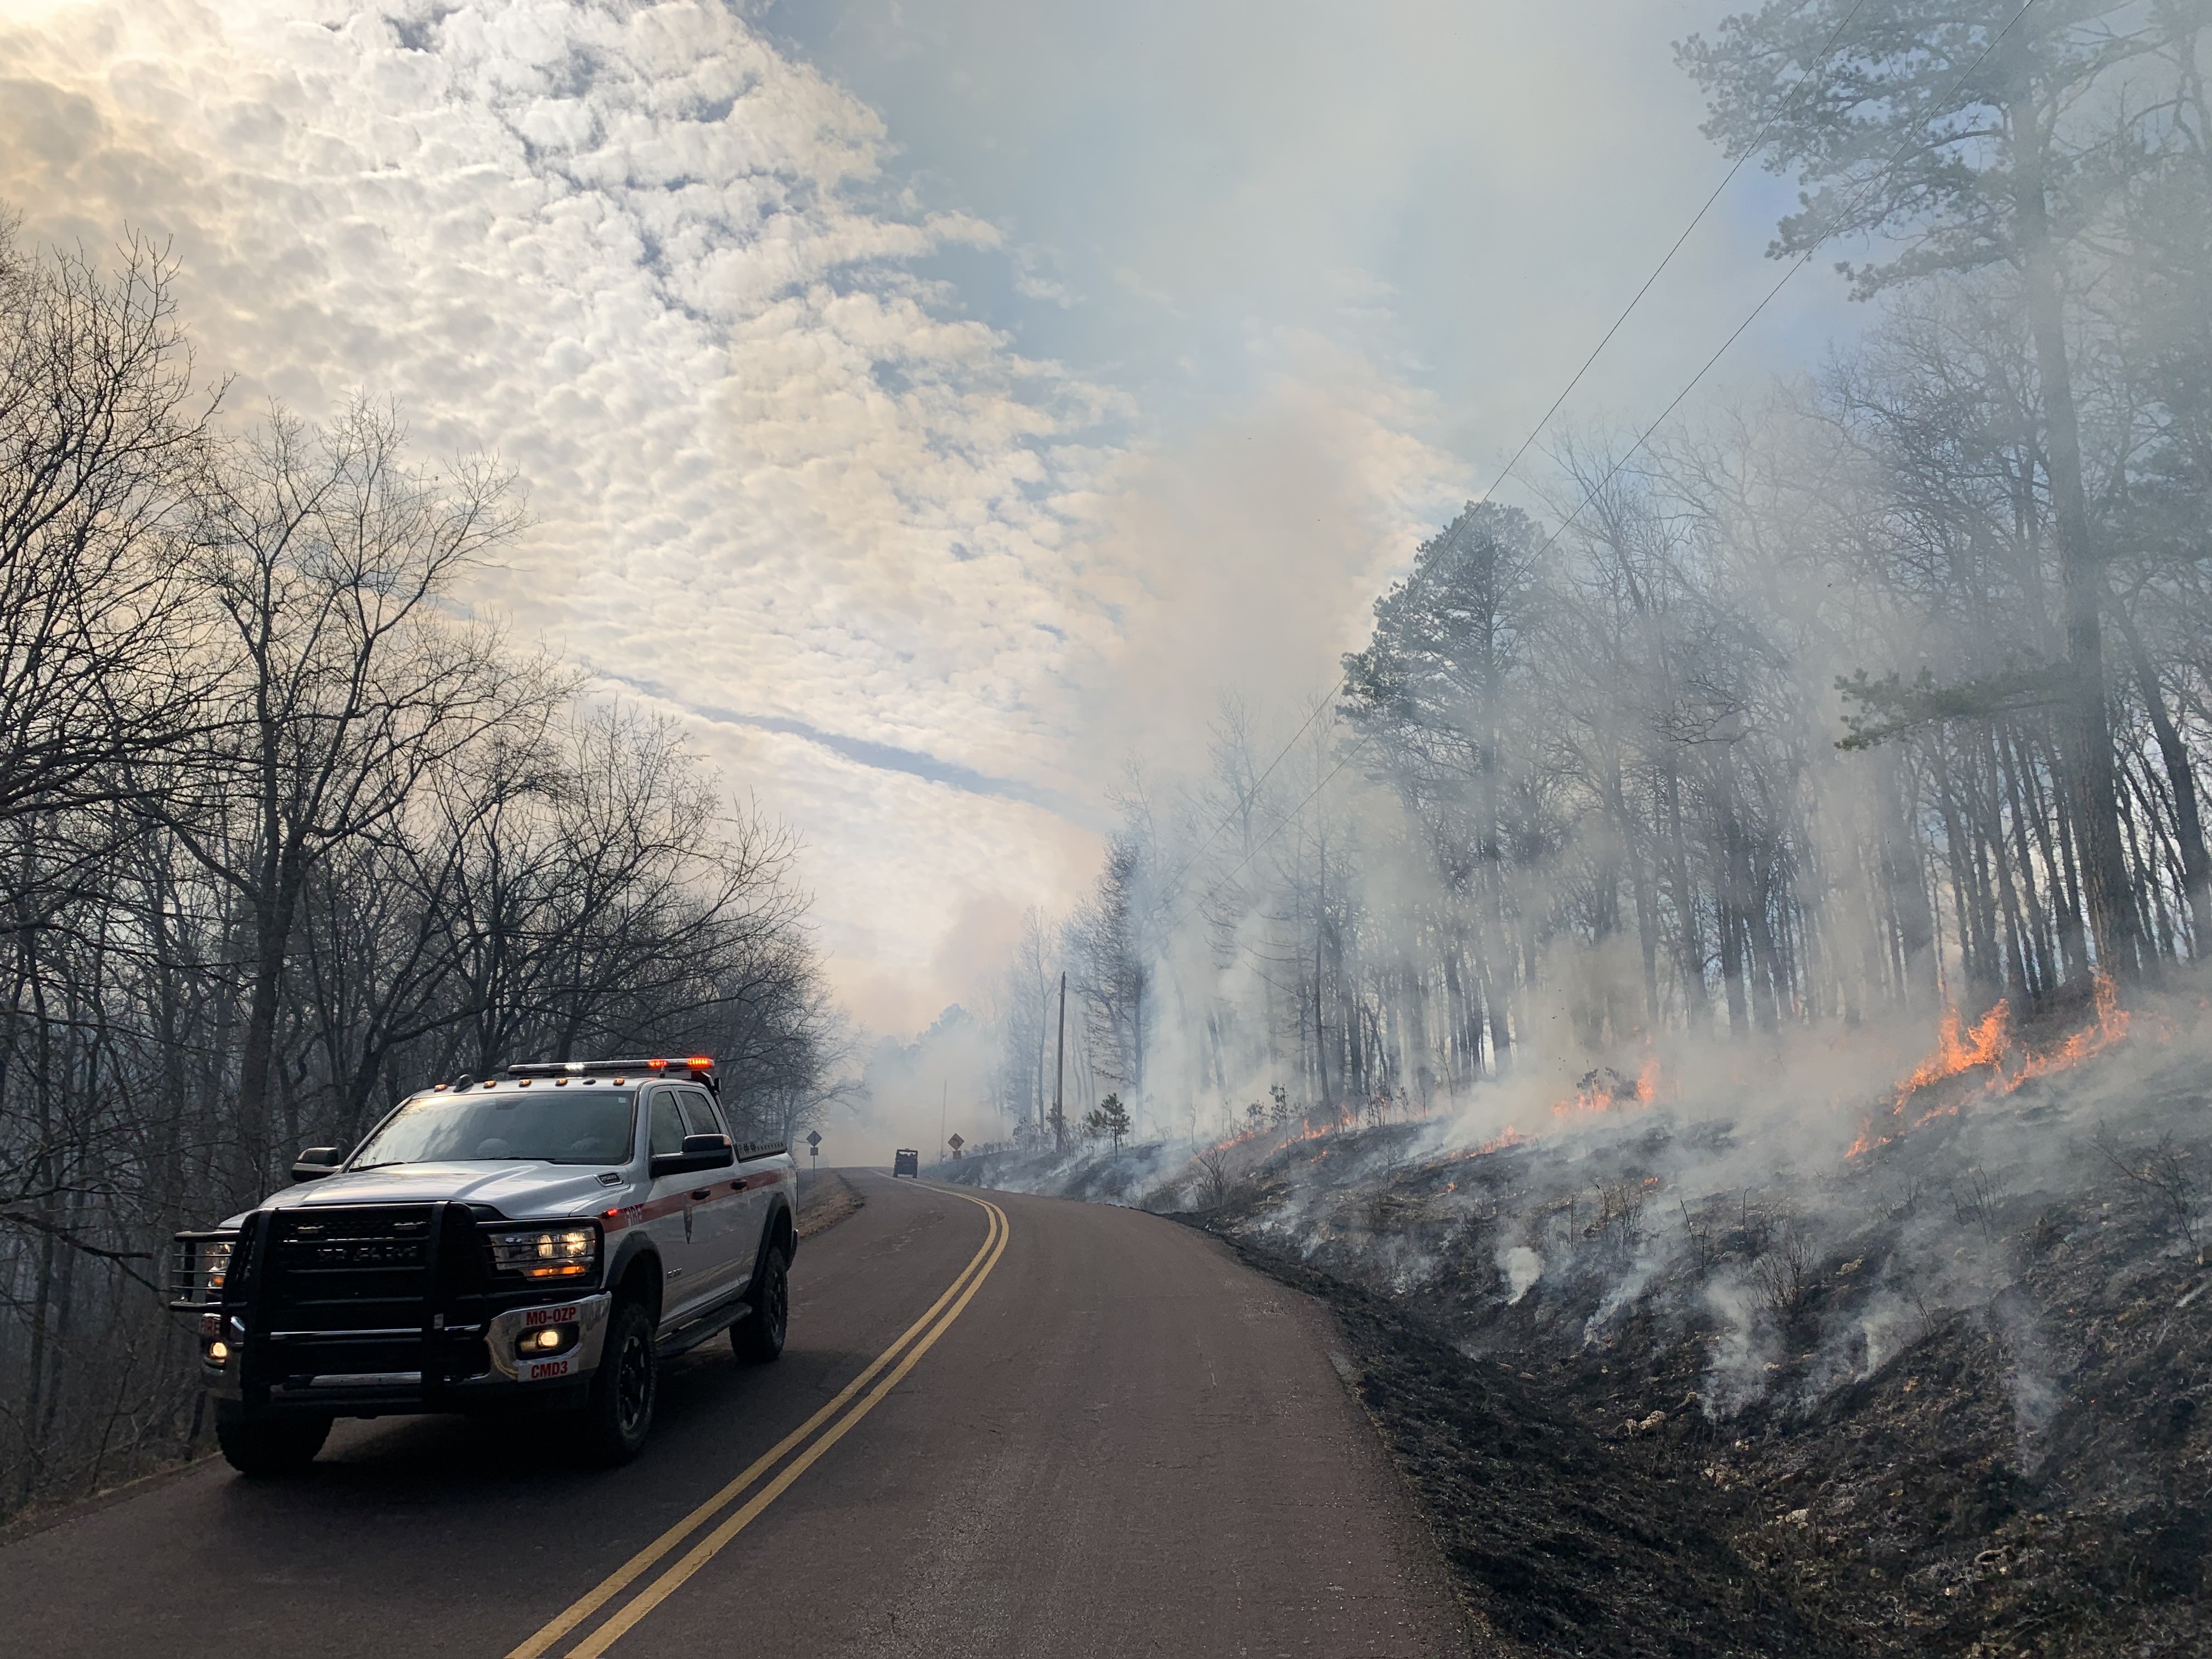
[266, 1205, 442, 1332]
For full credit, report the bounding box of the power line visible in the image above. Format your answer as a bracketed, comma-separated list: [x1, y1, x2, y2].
[1473, 0, 1876, 509]
[1146, 2, 1886, 922]
[1499, 0, 2041, 577]
[1154, 0, 2041, 932]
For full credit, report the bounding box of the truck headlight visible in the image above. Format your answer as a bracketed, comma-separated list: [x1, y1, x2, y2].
[487, 1226, 599, 1281]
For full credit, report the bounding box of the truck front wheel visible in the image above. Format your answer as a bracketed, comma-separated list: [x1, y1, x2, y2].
[216, 1409, 331, 1477]
[573, 1298, 657, 1465]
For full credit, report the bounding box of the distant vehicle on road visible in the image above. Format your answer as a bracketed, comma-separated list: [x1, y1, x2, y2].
[893, 1148, 920, 1178]
[170, 1057, 797, 1476]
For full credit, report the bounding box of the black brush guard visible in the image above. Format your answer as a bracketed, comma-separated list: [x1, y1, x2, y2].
[181, 1203, 590, 1408]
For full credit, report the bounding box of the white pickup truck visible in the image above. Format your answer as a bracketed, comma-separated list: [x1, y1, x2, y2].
[170, 1057, 797, 1474]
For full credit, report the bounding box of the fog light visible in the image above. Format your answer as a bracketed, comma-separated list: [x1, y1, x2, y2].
[208, 1340, 230, 1363]
[516, 1324, 578, 1358]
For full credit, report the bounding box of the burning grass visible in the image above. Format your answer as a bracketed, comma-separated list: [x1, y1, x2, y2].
[1852, 974, 2145, 1156]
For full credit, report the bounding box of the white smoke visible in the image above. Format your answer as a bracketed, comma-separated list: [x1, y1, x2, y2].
[1503, 1244, 1544, 1305]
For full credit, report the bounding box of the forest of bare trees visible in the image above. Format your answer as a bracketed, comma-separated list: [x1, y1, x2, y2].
[989, 2, 2212, 1143]
[0, 219, 841, 1515]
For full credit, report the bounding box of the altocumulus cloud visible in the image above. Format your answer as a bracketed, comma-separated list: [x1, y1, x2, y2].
[0, 0, 1123, 1025]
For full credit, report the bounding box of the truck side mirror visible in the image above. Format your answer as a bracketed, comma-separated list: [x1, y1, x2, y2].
[291, 1147, 345, 1182]
[651, 1133, 734, 1178]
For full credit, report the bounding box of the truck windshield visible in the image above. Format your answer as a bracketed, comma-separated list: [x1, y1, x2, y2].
[351, 1088, 637, 1167]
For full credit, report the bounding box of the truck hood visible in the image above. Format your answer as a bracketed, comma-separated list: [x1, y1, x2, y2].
[222, 1162, 635, 1227]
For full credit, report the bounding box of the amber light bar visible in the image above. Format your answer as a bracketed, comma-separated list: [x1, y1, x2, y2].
[500, 1057, 719, 1092]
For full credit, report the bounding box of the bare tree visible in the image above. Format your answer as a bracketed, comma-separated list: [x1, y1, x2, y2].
[1681, 0, 2207, 978]
[0, 224, 215, 837]
[162, 404, 524, 1195]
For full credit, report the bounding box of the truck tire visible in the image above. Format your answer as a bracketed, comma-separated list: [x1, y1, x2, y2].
[216, 1410, 331, 1477]
[733, 1246, 788, 1364]
[573, 1297, 657, 1465]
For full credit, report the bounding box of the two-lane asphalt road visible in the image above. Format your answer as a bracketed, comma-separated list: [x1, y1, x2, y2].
[1, 1175, 1470, 1657]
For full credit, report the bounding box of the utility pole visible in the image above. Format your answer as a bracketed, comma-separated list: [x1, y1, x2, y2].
[940, 1080, 947, 1165]
[1052, 972, 1066, 1154]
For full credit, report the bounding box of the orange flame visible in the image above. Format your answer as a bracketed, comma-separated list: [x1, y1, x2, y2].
[2007, 971, 2129, 1087]
[1205, 1103, 1362, 1155]
[1893, 1002, 2010, 1108]
[1852, 972, 2133, 1159]
[1844, 1118, 1892, 1160]
[1550, 1057, 1663, 1119]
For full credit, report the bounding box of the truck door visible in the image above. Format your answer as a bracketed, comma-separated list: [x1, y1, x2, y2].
[643, 1087, 710, 1322]
[706, 1092, 780, 1291]
[673, 1085, 746, 1307]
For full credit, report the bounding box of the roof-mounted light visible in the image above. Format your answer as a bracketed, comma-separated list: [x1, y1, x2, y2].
[504, 1057, 714, 1082]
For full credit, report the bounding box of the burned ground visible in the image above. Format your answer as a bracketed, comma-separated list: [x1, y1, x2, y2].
[1186, 1066, 2211, 1657]
[1218, 1236, 1842, 1658]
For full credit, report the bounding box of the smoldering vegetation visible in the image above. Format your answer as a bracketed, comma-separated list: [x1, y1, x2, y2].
[0, 221, 848, 1519]
[1172, 982, 2212, 1657]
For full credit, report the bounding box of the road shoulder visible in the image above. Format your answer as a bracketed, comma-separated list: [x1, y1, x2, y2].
[0, 1450, 222, 1553]
[797, 1167, 864, 1237]
[1164, 1217, 1498, 1657]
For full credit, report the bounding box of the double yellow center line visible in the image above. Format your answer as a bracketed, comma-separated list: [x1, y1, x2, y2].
[506, 1189, 1009, 1659]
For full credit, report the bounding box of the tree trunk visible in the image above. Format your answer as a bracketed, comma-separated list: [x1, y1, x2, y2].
[1995, 727, 2056, 998]
[1336, 939, 1361, 1104]
[233, 929, 281, 1196]
[1442, 943, 1477, 1086]
[2015, 123, 2138, 979]
[1402, 963, 1430, 1108]
[1660, 758, 1704, 1024]
[1878, 750, 1936, 1000]
[1712, 751, 1753, 1036]
[2024, 731, 2089, 981]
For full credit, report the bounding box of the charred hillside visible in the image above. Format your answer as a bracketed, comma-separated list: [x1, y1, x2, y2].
[1165, 999, 2211, 1657]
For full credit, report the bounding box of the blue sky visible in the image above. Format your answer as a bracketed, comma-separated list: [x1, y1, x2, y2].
[0, 0, 1865, 1032]
[759, 0, 1854, 456]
